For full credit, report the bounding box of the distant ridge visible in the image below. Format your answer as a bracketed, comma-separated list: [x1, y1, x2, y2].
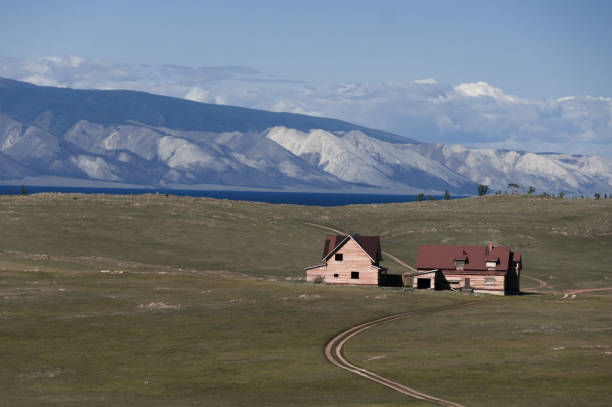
[0, 77, 414, 144]
[1, 78, 611, 195]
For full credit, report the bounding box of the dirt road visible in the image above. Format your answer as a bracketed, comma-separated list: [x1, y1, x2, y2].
[560, 286, 612, 299]
[325, 303, 478, 406]
[521, 273, 549, 294]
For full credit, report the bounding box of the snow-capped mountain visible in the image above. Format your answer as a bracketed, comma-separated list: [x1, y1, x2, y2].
[1, 77, 610, 195]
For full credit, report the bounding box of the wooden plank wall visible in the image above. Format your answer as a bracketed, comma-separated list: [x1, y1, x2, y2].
[306, 239, 380, 285]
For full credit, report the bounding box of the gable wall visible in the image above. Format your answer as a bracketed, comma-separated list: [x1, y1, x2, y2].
[306, 239, 380, 285]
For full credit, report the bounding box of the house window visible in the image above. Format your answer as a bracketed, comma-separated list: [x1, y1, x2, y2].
[484, 277, 496, 285]
[417, 278, 431, 289]
[351, 271, 359, 279]
[333, 273, 339, 278]
[486, 261, 497, 268]
[335, 253, 343, 261]
[449, 280, 460, 285]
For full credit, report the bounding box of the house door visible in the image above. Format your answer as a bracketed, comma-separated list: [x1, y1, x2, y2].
[417, 278, 431, 289]
[464, 278, 471, 288]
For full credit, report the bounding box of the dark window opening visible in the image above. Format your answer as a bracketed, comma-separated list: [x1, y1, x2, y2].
[335, 253, 343, 261]
[351, 271, 359, 279]
[449, 281, 460, 285]
[417, 278, 431, 289]
[333, 273, 339, 278]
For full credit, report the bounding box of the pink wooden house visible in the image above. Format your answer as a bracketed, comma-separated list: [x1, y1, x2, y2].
[305, 234, 386, 285]
[410, 243, 522, 295]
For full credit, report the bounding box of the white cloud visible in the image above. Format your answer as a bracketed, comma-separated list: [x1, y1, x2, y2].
[184, 86, 209, 102]
[453, 81, 519, 103]
[1, 55, 611, 157]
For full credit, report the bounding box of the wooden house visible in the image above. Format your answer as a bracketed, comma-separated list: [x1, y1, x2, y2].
[410, 243, 522, 295]
[305, 234, 386, 285]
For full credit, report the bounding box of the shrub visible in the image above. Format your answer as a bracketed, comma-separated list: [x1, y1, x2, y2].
[477, 184, 489, 196]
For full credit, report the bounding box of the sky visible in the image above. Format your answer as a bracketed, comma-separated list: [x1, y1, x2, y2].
[1, 0, 611, 156]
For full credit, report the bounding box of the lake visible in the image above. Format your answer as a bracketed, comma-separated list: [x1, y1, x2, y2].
[0, 185, 461, 206]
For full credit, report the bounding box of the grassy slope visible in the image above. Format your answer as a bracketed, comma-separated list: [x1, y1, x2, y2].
[0, 194, 611, 406]
[346, 295, 612, 406]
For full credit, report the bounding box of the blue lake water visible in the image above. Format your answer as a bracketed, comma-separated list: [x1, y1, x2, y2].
[0, 185, 462, 206]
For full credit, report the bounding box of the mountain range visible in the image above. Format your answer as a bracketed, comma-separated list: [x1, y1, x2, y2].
[1, 77, 610, 195]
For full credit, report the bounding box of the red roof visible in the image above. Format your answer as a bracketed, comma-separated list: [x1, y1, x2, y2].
[322, 234, 382, 262]
[416, 244, 518, 272]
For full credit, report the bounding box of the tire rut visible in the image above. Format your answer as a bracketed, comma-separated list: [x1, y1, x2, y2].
[325, 302, 479, 406]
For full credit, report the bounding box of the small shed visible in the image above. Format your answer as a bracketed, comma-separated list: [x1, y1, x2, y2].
[410, 243, 522, 295]
[305, 234, 386, 285]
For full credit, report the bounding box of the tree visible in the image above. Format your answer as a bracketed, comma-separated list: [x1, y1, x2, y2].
[477, 184, 489, 196]
[559, 192, 565, 199]
[594, 192, 601, 200]
[508, 183, 519, 194]
[19, 185, 26, 195]
[443, 190, 450, 200]
[414, 193, 425, 202]
[527, 186, 536, 195]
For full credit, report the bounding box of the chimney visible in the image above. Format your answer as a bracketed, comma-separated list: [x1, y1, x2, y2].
[488, 242, 493, 252]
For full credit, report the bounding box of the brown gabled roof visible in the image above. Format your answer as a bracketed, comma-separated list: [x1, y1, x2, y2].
[416, 244, 514, 272]
[321, 234, 382, 262]
[322, 235, 345, 259]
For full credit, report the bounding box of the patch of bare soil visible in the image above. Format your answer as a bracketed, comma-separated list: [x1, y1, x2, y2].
[298, 294, 321, 300]
[138, 302, 181, 310]
[17, 367, 67, 379]
[364, 355, 387, 362]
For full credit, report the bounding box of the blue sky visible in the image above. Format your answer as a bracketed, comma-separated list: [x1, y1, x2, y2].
[2, 0, 611, 97]
[1, 0, 611, 155]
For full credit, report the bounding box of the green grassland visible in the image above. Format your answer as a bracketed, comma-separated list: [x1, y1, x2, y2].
[1, 193, 611, 406]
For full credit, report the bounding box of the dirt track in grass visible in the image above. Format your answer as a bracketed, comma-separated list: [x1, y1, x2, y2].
[324, 303, 480, 407]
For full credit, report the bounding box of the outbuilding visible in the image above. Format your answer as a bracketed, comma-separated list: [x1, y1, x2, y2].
[305, 234, 387, 285]
[410, 243, 521, 295]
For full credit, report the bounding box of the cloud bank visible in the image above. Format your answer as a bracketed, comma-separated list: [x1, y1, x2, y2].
[1, 55, 611, 157]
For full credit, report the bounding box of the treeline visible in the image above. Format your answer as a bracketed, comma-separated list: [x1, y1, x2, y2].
[476, 183, 611, 199]
[413, 184, 611, 201]
[414, 190, 452, 202]
[0, 185, 28, 195]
